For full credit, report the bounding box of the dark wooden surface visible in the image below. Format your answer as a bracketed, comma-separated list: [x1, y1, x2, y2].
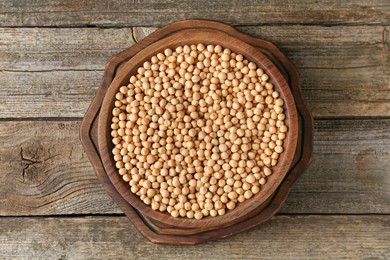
[1, 0, 389, 258]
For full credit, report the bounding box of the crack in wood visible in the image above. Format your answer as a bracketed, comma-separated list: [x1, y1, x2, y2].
[130, 27, 138, 43]
[20, 147, 42, 183]
[19, 147, 58, 183]
[383, 26, 390, 61]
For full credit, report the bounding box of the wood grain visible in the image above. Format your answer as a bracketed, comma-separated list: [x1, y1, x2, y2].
[282, 118, 390, 214]
[1, 0, 389, 27]
[0, 215, 388, 259]
[0, 71, 101, 118]
[134, 26, 390, 118]
[0, 121, 119, 216]
[2, 26, 386, 71]
[0, 28, 136, 71]
[0, 0, 388, 254]
[1, 119, 388, 216]
[1, 26, 389, 118]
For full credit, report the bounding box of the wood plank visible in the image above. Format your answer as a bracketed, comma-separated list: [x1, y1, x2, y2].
[236, 25, 390, 69]
[1, 26, 389, 118]
[0, 120, 120, 215]
[1, 119, 389, 216]
[281, 119, 390, 214]
[2, 26, 387, 71]
[135, 26, 390, 118]
[0, 70, 101, 118]
[0, 216, 388, 258]
[1, 0, 389, 27]
[0, 28, 135, 71]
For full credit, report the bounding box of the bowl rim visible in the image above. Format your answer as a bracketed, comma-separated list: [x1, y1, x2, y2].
[97, 28, 299, 229]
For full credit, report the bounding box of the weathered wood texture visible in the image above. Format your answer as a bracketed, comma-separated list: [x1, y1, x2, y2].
[1, 119, 388, 216]
[0, 28, 135, 71]
[0, 27, 136, 118]
[281, 119, 390, 214]
[0, 121, 119, 215]
[1, 0, 389, 27]
[1, 26, 389, 118]
[0, 215, 388, 259]
[0, 0, 388, 253]
[135, 26, 390, 118]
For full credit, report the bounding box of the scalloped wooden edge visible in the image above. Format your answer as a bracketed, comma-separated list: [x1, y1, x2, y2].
[80, 19, 313, 245]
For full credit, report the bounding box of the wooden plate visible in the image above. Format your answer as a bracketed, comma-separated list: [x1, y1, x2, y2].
[98, 28, 299, 230]
[80, 19, 313, 244]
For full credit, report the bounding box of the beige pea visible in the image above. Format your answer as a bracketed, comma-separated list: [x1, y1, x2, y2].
[171, 210, 179, 218]
[252, 185, 260, 194]
[244, 190, 253, 199]
[218, 208, 226, 216]
[246, 174, 256, 184]
[194, 211, 203, 220]
[264, 167, 272, 176]
[280, 125, 288, 133]
[275, 146, 284, 154]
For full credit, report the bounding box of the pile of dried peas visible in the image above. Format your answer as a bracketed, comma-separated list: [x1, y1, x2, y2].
[111, 44, 287, 220]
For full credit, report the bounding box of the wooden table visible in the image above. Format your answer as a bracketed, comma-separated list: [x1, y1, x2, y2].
[1, 1, 389, 259]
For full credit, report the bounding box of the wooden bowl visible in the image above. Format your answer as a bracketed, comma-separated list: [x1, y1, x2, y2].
[80, 19, 313, 244]
[97, 28, 299, 230]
